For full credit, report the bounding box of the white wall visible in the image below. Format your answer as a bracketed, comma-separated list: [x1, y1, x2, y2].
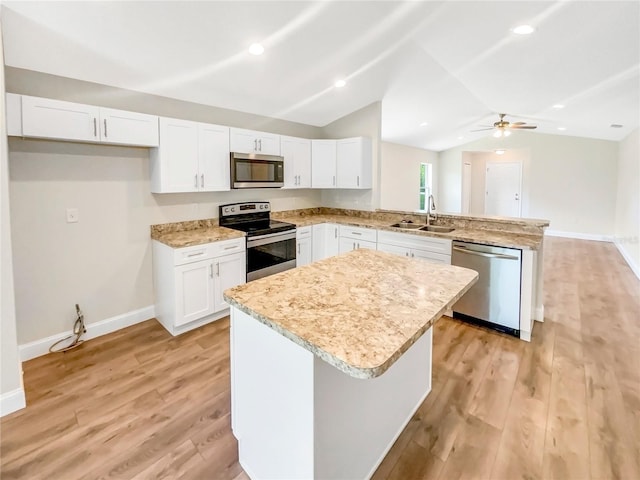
[614, 128, 639, 277]
[6, 69, 324, 346]
[320, 102, 382, 211]
[438, 132, 619, 237]
[1, 18, 25, 414]
[379, 142, 438, 212]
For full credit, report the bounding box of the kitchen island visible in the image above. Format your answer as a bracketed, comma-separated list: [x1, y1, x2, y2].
[223, 249, 478, 480]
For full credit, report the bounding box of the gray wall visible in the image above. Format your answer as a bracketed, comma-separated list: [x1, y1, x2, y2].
[6, 68, 326, 345]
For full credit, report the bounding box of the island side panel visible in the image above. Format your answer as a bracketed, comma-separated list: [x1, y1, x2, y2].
[231, 307, 315, 479]
[314, 328, 433, 480]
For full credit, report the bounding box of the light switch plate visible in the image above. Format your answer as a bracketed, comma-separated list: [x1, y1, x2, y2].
[66, 208, 79, 223]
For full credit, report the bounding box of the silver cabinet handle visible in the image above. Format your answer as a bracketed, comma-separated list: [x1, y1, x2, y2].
[452, 246, 519, 260]
[201, 174, 204, 188]
[254, 139, 257, 151]
[357, 175, 359, 187]
[333, 175, 336, 186]
[353, 242, 355, 250]
[298, 243, 301, 254]
[194, 174, 198, 188]
[351, 232, 362, 236]
[223, 245, 238, 250]
[93, 118, 97, 137]
[216, 261, 220, 277]
[405, 252, 409, 257]
[209, 264, 214, 278]
[104, 119, 108, 138]
[187, 252, 204, 257]
[411, 252, 415, 257]
[258, 139, 262, 151]
[335, 228, 338, 239]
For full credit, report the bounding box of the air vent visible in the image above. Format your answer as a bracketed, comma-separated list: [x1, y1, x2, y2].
[610, 124, 624, 128]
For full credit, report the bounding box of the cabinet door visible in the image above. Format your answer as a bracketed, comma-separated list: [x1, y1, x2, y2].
[337, 137, 372, 189]
[214, 252, 246, 312]
[153, 117, 199, 193]
[199, 123, 230, 191]
[175, 260, 215, 326]
[325, 224, 340, 258]
[256, 132, 281, 156]
[377, 243, 411, 258]
[282, 136, 312, 189]
[99, 108, 159, 146]
[355, 239, 377, 251]
[230, 128, 258, 154]
[339, 237, 358, 254]
[21, 95, 100, 142]
[311, 140, 337, 188]
[296, 236, 313, 267]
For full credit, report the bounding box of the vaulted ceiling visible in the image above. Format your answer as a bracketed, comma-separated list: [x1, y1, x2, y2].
[2, 1, 638, 151]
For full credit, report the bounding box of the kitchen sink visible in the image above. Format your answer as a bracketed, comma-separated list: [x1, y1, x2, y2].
[419, 225, 455, 233]
[390, 223, 423, 230]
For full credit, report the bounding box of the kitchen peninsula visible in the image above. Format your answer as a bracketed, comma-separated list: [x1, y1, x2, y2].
[224, 249, 478, 479]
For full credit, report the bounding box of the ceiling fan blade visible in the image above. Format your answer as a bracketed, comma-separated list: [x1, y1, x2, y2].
[470, 128, 495, 132]
[511, 122, 526, 126]
[510, 125, 537, 129]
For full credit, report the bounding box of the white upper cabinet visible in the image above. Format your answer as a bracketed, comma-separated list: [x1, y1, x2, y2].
[311, 140, 337, 188]
[230, 127, 280, 156]
[281, 135, 312, 189]
[336, 137, 372, 189]
[18, 95, 159, 146]
[150, 117, 230, 193]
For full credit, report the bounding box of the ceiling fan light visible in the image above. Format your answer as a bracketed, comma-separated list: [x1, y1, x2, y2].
[493, 130, 502, 138]
[504, 130, 511, 137]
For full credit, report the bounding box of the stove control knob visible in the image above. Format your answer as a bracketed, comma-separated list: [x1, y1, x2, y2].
[231, 207, 235, 212]
[224, 207, 229, 213]
[259, 205, 264, 210]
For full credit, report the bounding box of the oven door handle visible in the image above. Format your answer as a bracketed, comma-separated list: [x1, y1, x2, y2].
[247, 230, 297, 248]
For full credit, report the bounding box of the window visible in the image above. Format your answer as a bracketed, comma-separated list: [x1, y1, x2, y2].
[419, 163, 432, 210]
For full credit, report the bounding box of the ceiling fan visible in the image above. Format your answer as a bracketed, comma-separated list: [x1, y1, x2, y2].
[472, 113, 537, 137]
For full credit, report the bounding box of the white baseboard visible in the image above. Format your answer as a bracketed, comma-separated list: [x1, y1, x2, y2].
[534, 305, 544, 322]
[1, 388, 26, 417]
[614, 240, 640, 280]
[545, 230, 613, 242]
[19, 305, 155, 362]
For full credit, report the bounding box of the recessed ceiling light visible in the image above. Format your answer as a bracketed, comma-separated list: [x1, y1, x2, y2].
[495, 149, 505, 155]
[458, 136, 464, 140]
[552, 104, 565, 109]
[248, 43, 264, 55]
[610, 124, 624, 128]
[512, 25, 535, 35]
[420, 122, 429, 127]
[334, 79, 346, 88]
[557, 126, 567, 131]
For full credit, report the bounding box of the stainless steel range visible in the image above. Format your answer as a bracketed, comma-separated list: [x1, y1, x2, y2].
[219, 202, 296, 282]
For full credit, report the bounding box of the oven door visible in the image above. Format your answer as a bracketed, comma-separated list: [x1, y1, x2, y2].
[231, 153, 285, 189]
[246, 230, 297, 281]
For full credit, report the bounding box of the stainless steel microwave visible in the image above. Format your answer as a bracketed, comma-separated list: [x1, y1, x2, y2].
[230, 152, 284, 189]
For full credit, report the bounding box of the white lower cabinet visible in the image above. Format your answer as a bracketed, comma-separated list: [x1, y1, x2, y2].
[377, 230, 452, 264]
[296, 226, 313, 267]
[153, 237, 246, 335]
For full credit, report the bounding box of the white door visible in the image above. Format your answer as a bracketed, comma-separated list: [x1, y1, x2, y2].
[230, 128, 258, 154]
[296, 236, 312, 267]
[336, 138, 361, 188]
[175, 260, 215, 326]
[255, 132, 281, 156]
[199, 123, 230, 191]
[461, 161, 472, 214]
[296, 138, 312, 188]
[485, 162, 522, 217]
[214, 252, 246, 312]
[281, 136, 300, 188]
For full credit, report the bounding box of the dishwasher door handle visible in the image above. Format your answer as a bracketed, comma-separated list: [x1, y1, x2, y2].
[452, 246, 520, 260]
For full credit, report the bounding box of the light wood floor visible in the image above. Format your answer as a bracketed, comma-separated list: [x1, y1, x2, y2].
[1, 236, 639, 479]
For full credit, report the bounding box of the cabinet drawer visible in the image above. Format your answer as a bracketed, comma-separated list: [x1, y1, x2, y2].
[174, 237, 245, 265]
[377, 230, 451, 255]
[297, 226, 312, 238]
[339, 225, 377, 243]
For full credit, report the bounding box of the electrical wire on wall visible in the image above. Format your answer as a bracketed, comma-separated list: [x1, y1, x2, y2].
[49, 304, 87, 353]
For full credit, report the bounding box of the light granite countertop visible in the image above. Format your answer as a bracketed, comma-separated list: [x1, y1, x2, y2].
[274, 213, 544, 250]
[151, 226, 244, 248]
[223, 248, 478, 379]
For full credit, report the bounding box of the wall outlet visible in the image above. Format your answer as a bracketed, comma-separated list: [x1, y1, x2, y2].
[66, 208, 79, 223]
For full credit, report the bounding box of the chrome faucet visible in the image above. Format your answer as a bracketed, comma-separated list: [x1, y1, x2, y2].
[426, 195, 437, 226]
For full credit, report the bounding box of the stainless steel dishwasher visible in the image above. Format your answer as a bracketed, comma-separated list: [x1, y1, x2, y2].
[451, 241, 522, 336]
